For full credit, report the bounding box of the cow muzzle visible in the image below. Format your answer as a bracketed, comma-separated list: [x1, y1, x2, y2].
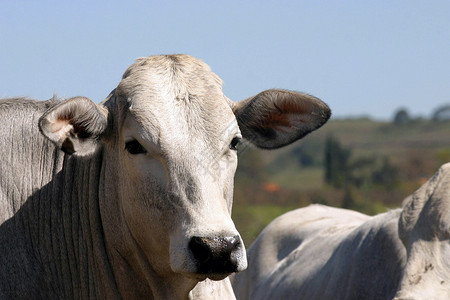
[189, 235, 245, 280]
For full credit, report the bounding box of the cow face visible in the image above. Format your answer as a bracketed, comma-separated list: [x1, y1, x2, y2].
[39, 55, 330, 284]
[112, 55, 245, 280]
[396, 163, 450, 299]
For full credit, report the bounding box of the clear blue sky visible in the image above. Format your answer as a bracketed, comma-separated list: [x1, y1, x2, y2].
[1, 1, 449, 120]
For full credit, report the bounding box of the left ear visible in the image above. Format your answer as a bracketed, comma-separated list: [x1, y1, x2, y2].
[39, 96, 108, 156]
[233, 89, 331, 149]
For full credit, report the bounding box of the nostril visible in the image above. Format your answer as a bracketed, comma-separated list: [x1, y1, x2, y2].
[225, 235, 240, 266]
[189, 237, 213, 265]
[189, 235, 242, 274]
[224, 235, 240, 249]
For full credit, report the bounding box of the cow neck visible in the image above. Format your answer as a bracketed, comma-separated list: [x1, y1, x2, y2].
[0, 99, 118, 298]
[12, 149, 119, 299]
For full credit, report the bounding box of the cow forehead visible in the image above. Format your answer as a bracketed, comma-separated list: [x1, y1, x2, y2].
[117, 54, 224, 102]
[116, 55, 237, 145]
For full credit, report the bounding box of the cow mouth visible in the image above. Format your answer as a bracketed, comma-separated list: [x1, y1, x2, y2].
[205, 272, 234, 281]
[182, 270, 235, 282]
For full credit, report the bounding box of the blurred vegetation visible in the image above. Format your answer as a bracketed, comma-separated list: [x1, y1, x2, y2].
[232, 116, 450, 246]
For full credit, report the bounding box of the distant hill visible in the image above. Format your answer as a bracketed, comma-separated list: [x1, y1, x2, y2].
[233, 117, 450, 244]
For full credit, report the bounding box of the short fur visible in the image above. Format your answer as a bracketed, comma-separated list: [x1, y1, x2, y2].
[0, 54, 330, 299]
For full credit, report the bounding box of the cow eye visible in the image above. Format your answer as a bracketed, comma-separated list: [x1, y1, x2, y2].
[125, 140, 147, 155]
[229, 137, 241, 151]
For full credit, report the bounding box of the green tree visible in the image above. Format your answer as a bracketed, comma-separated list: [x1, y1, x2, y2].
[324, 135, 351, 188]
[291, 146, 316, 167]
[371, 157, 399, 188]
[324, 136, 399, 190]
[341, 187, 357, 210]
[432, 105, 450, 121]
[393, 108, 410, 125]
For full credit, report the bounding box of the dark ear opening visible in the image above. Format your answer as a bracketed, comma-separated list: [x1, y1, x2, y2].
[233, 89, 331, 149]
[39, 96, 108, 156]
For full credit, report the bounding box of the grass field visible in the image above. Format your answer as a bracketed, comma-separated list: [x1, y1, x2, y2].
[232, 117, 450, 246]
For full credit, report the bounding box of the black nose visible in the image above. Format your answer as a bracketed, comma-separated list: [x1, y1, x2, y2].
[189, 235, 241, 274]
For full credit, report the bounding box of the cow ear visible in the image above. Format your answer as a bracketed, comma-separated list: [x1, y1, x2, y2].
[233, 89, 331, 149]
[39, 96, 108, 156]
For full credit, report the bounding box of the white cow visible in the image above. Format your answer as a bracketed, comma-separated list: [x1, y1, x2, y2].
[0, 54, 330, 299]
[233, 163, 450, 300]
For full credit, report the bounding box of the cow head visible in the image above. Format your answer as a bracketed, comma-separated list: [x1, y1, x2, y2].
[39, 55, 330, 292]
[396, 163, 450, 299]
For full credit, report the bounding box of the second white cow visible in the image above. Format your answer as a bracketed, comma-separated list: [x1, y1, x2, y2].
[233, 163, 450, 300]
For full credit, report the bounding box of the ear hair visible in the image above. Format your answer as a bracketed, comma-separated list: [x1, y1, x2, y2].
[39, 97, 108, 156]
[233, 89, 331, 149]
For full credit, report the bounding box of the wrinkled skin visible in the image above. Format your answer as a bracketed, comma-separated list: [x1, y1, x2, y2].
[395, 163, 450, 299]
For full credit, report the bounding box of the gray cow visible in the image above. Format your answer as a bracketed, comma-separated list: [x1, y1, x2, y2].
[0, 54, 330, 299]
[233, 163, 450, 300]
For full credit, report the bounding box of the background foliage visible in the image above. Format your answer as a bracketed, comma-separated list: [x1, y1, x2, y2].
[232, 113, 450, 246]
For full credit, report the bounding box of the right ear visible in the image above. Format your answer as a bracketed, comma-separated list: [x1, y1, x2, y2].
[232, 89, 331, 149]
[39, 96, 108, 156]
